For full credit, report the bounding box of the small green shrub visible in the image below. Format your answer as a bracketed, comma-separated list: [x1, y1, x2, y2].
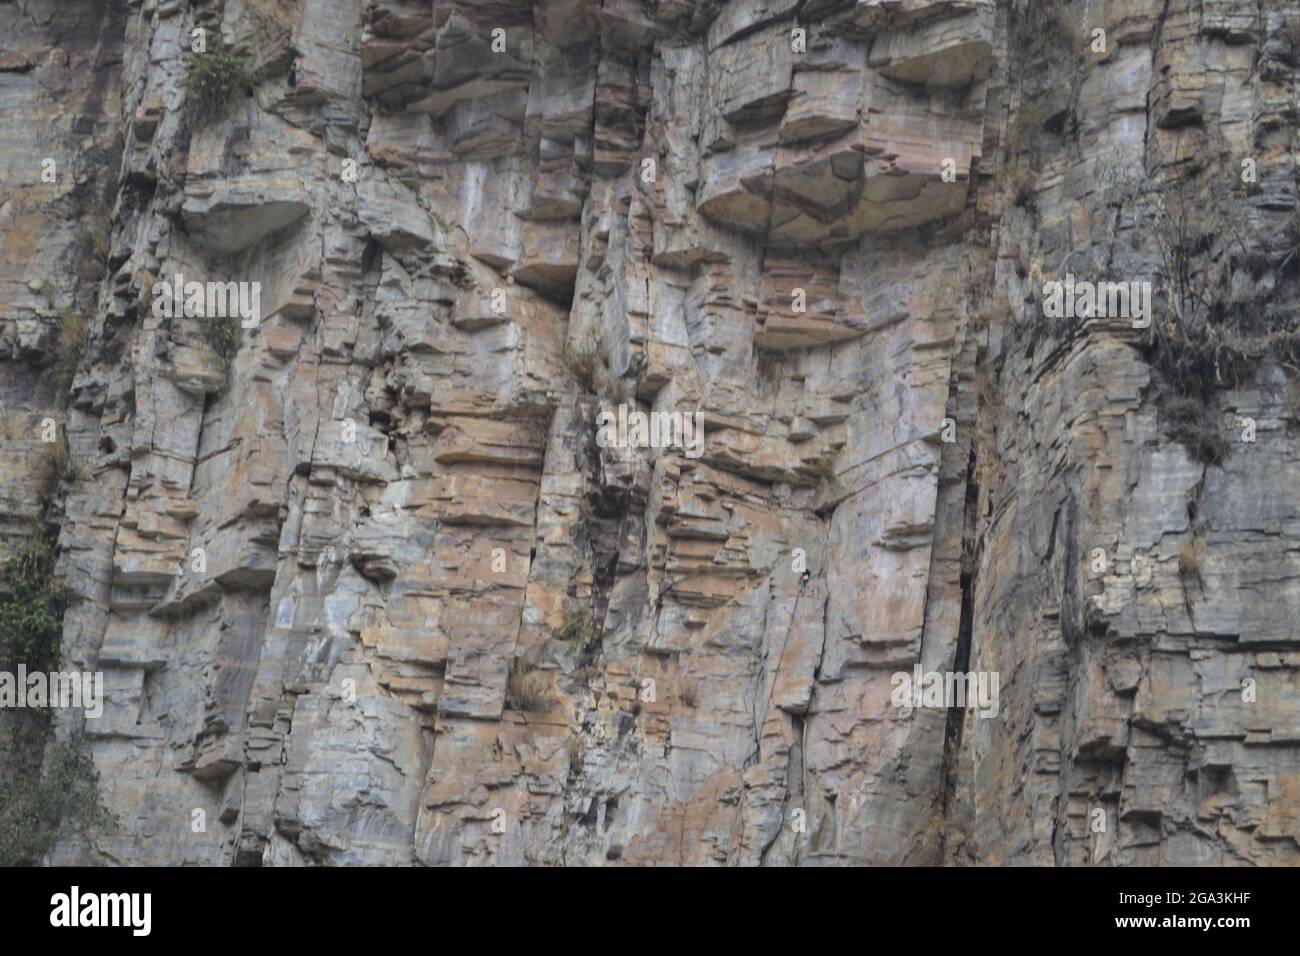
[554, 606, 600, 645]
[183, 39, 252, 125]
[202, 314, 242, 376]
[553, 604, 602, 663]
[0, 732, 116, 865]
[0, 513, 111, 865]
[0, 527, 65, 675]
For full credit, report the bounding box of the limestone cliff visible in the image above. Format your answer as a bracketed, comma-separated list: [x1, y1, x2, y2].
[1, 0, 1297, 866]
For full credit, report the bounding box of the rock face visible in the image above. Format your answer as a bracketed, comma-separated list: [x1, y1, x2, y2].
[2, 0, 1298, 865]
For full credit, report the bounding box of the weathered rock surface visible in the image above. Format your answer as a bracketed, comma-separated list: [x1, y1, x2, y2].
[1, 0, 1297, 865]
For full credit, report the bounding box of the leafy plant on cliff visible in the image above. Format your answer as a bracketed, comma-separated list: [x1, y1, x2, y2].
[0, 526, 65, 675]
[202, 314, 242, 378]
[554, 606, 600, 646]
[1138, 175, 1300, 461]
[1054, 164, 1300, 464]
[183, 39, 252, 125]
[0, 731, 116, 866]
[0, 527, 115, 865]
[552, 603, 604, 667]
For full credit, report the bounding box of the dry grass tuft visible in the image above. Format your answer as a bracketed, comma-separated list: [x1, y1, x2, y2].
[506, 657, 554, 713]
[50, 308, 89, 406]
[562, 328, 605, 393]
[679, 677, 699, 708]
[1178, 533, 1207, 579]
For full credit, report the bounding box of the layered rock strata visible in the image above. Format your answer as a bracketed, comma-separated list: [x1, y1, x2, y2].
[0, 0, 1295, 866]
